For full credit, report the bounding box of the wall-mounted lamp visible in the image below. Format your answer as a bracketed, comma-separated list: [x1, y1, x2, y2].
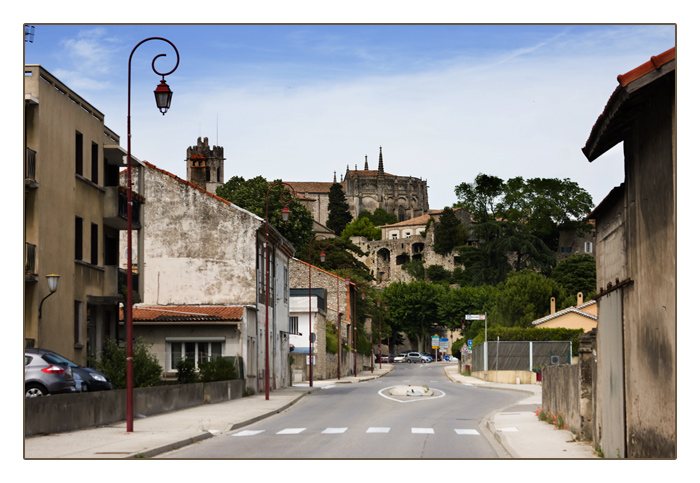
[38, 274, 60, 318]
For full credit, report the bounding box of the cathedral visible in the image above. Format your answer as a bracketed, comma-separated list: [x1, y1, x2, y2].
[286, 147, 430, 228]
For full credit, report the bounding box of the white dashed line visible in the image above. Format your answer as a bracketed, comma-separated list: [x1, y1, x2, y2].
[322, 428, 348, 434]
[454, 429, 480, 435]
[232, 430, 265, 437]
[277, 428, 306, 434]
[412, 428, 434, 434]
[366, 427, 391, 433]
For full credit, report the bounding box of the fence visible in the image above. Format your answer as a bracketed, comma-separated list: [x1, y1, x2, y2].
[471, 340, 572, 372]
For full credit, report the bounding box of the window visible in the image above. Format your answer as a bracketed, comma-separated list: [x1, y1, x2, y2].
[75, 217, 83, 260]
[91, 142, 99, 184]
[284, 266, 289, 303]
[90, 223, 98, 265]
[289, 316, 299, 334]
[584, 242, 593, 253]
[168, 340, 223, 370]
[75, 131, 83, 175]
[74, 300, 83, 346]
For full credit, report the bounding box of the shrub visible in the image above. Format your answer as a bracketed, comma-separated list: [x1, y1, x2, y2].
[176, 358, 198, 384]
[198, 357, 238, 382]
[91, 337, 163, 389]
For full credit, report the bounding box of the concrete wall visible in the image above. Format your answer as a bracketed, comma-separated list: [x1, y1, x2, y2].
[542, 364, 580, 436]
[24, 379, 244, 436]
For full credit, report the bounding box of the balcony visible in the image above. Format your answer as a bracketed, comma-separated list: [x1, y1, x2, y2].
[25, 148, 39, 189]
[104, 186, 143, 230]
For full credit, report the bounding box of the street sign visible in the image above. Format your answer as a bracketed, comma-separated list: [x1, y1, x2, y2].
[468, 339, 473, 349]
[431, 335, 439, 349]
[439, 338, 449, 350]
[466, 314, 486, 320]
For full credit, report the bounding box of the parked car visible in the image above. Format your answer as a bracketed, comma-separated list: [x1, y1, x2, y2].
[406, 352, 422, 363]
[25, 348, 113, 393]
[420, 352, 433, 363]
[25, 349, 76, 397]
[375, 354, 393, 363]
[393, 353, 406, 363]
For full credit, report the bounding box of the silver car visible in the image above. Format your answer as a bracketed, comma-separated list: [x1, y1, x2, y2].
[25, 349, 76, 397]
[406, 352, 423, 363]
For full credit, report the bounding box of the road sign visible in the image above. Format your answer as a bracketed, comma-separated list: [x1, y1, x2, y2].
[439, 338, 449, 350]
[468, 339, 473, 349]
[465, 314, 485, 320]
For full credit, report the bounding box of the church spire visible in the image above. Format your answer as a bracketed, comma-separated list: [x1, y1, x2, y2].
[334, 171, 337, 183]
[378, 146, 384, 175]
[364, 155, 369, 171]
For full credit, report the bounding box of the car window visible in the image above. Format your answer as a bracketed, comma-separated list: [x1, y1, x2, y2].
[25, 355, 31, 366]
[43, 353, 79, 367]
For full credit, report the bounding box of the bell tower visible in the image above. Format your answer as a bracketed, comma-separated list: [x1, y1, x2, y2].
[186, 137, 225, 193]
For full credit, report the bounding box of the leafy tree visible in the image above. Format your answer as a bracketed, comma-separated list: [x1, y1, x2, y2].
[433, 207, 467, 255]
[382, 280, 445, 350]
[551, 254, 597, 302]
[326, 182, 353, 235]
[454, 174, 506, 223]
[437, 285, 498, 333]
[91, 337, 163, 389]
[425, 264, 452, 283]
[359, 208, 398, 227]
[216, 176, 314, 254]
[198, 357, 238, 382]
[489, 270, 565, 328]
[341, 216, 381, 240]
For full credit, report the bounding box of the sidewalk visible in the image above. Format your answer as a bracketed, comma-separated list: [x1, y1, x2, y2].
[443, 364, 597, 458]
[24, 363, 597, 459]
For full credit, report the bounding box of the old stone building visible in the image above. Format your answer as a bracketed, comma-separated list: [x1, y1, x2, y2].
[185, 137, 225, 194]
[286, 147, 430, 227]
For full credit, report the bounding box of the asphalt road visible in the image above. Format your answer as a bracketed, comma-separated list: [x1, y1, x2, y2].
[160, 363, 526, 459]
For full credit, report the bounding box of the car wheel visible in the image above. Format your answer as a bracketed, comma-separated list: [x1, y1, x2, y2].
[25, 383, 47, 398]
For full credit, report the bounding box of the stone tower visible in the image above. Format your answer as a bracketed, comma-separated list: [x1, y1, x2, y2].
[186, 137, 225, 193]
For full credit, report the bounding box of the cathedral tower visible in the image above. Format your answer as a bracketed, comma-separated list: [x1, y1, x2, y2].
[186, 137, 225, 193]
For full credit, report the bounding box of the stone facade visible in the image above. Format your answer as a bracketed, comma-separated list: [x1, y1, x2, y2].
[286, 147, 429, 227]
[186, 137, 225, 194]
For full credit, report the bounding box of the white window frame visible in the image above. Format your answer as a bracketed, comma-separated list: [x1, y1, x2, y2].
[166, 337, 225, 371]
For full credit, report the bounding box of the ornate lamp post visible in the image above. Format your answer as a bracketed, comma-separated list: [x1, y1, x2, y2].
[307, 234, 328, 387]
[126, 37, 179, 433]
[264, 182, 296, 400]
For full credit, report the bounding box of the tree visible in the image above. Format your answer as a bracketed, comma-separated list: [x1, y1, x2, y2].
[401, 259, 425, 280]
[326, 182, 353, 236]
[437, 284, 498, 339]
[489, 270, 565, 328]
[216, 176, 314, 254]
[433, 207, 467, 255]
[551, 254, 597, 302]
[341, 216, 381, 240]
[359, 208, 398, 227]
[382, 280, 445, 351]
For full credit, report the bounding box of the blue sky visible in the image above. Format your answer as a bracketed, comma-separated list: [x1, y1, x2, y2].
[22, 22, 676, 211]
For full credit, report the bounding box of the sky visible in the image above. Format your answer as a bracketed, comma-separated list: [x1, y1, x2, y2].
[20, 22, 677, 211]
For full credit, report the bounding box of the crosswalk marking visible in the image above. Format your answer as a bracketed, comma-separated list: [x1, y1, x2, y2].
[235, 427, 481, 436]
[232, 430, 265, 437]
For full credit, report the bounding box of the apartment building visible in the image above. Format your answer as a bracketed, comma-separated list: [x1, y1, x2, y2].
[24, 65, 144, 364]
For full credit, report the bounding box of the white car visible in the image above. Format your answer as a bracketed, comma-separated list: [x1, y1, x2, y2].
[394, 353, 407, 363]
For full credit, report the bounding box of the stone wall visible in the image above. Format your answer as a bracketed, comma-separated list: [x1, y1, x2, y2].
[24, 379, 244, 436]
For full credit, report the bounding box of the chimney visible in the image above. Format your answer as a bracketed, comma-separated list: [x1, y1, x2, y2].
[550, 297, 556, 315]
[577, 292, 583, 307]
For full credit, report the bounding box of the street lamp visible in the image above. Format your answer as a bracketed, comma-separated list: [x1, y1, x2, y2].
[307, 234, 328, 387]
[126, 37, 179, 433]
[337, 264, 358, 377]
[38, 274, 60, 319]
[264, 181, 296, 400]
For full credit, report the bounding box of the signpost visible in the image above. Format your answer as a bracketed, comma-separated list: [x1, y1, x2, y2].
[466, 314, 487, 379]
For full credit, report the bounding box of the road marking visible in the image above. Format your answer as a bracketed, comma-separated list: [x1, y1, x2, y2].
[498, 427, 519, 432]
[454, 429, 480, 435]
[322, 427, 348, 434]
[232, 430, 265, 437]
[366, 427, 391, 433]
[412, 428, 434, 434]
[277, 428, 306, 434]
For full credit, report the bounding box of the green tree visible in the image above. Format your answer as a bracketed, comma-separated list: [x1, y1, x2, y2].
[437, 285, 498, 335]
[359, 208, 398, 227]
[216, 176, 314, 254]
[382, 280, 445, 350]
[551, 254, 597, 302]
[433, 207, 467, 255]
[401, 259, 425, 280]
[341, 216, 381, 240]
[91, 338, 163, 389]
[425, 264, 452, 283]
[489, 270, 565, 328]
[327, 182, 353, 235]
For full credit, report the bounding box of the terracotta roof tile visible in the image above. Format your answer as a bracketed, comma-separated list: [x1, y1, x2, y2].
[122, 305, 244, 323]
[616, 47, 676, 87]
